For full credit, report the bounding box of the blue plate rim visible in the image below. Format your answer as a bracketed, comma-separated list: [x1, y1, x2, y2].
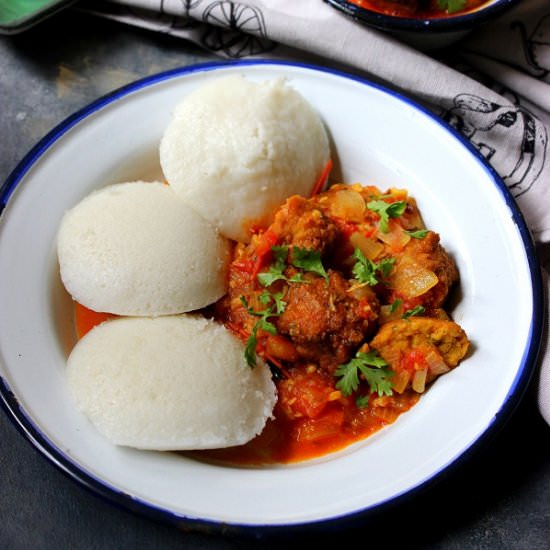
[0, 58, 544, 536]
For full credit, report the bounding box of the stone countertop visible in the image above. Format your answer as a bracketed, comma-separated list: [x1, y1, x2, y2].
[1, 8, 549, 550]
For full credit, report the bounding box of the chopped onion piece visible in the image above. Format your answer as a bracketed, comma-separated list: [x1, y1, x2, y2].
[348, 283, 371, 300]
[377, 219, 411, 251]
[412, 368, 428, 393]
[426, 349, 451, 377]
[391, 259, 439, 298]
[350, 232, 384, 259]
[328, 189, 365, 222]
[392, 371, 411, 394]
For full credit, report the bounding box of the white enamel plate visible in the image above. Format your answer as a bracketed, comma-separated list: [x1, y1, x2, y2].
[0, 61, 543, 534]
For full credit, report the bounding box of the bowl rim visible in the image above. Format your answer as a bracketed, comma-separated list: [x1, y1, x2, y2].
[0, 58, 544, 536]
[324, 0, 520, 33]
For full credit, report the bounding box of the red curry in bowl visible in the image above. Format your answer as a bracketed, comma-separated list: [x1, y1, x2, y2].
[75, 181, 470, 465]
[348, 0, 488, 18]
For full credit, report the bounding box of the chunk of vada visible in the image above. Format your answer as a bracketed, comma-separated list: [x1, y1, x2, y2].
[370, 317, 470, 393]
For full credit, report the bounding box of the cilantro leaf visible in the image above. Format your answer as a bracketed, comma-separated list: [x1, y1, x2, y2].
[288, 273, 306, 283]
[291, 247, 328, 280]
[406, 229, 429, 239]
[389, 298, 403, 313]
[270, 291, 287, 315]
[257, 245, 308, 286]
[257, 246, 288, 286]
[240, 292, 287, 367]
[359, 362, 394, 397]
[244, 325, 259, 367]
[403, 305, 426, 319]
[377, 257, 396, 278]
[351, 248, 395, 286]
[356, 394, 370, 409]
[240, 295, 255, 314]
[258, 291, 271, 306]
[437, 0, 467, 14]
[367, 199, 407, 233]
[334, 357, 361, 395]
[335, 350, 394, 400]
[257, 245, 328, 286]
[257, 270, 284, 288]
[258, 318, 277, 334]
[352, 248, 378, 286]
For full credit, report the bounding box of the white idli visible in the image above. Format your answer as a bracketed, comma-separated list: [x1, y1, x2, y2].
[66, 315, 277, 450]
[57, 181, 229, 316]
[159, 75, 331, 242]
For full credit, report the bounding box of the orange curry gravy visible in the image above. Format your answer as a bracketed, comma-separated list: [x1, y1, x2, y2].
[74, 183, 469, 465]
[203, 183, 468, 464]
[349, 0, 488, 18]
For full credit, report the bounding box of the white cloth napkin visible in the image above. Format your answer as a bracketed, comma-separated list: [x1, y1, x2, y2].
[78, 0, 550, 424]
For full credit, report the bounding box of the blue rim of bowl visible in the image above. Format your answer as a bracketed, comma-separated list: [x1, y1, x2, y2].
[324, 0, 520, 33]
[0, 59, 544, 536]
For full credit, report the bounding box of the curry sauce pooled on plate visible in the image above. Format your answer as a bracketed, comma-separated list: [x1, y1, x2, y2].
[201, 182, 470, 464]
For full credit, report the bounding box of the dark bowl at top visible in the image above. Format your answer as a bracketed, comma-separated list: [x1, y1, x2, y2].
[325, 0, 519, 48]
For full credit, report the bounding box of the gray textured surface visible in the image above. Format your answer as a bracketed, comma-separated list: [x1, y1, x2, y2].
[1, 8, 549, 549]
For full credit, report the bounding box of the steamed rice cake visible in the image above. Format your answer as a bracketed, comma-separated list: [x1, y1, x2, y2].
[57, 181, 229, 316]
[159, 75, 331, 242]
[66, 314, 277, 450]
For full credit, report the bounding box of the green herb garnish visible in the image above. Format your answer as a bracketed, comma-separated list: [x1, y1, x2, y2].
[389, 298, 403, 313]
[240, 291, 286, 367]
[335, 350, 394, 401]
[367, 199, 407, 233]
[257, 245, 328, 286]
[352, 248, 395, 286]
[257, 246, 305, 286]
[355, 394, 371, 409]
[406, 229, 429, 239]
[437, 0, 467, 14]
[290, 247, 328, 280]
[256, 245, 287, 286]
[403, 305, 426, 319]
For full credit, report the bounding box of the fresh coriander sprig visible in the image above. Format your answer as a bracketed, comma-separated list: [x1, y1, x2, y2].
[240, 291, 286, 367]
[406, 229, 429, 239]
[257, 246, 305, 286]
[402, 305, 426, 319]
[352, 247, 395, 286]
[389, 298, 403, 313]
[367, 199, 407, 233]
[257, 245, 328, 286]
[437, 0, 467, 14]
[335, 350, 394, 408]
[290, 247, 328, 280]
